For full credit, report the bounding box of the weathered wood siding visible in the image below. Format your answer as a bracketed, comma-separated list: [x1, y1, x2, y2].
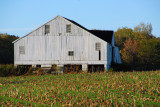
[14, 16, 112, 68]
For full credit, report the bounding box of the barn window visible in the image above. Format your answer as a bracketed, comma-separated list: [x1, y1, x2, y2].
[68, 51, 74, 56]
[19, 46, 25, 54]
[66, 24, 71, 33]
[96, 42, 101, 51]
[45, 25, 50, 34]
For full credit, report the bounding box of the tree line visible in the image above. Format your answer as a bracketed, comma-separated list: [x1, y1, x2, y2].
[114, 22, 160, 70]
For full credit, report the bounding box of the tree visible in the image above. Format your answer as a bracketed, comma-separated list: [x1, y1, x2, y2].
[134, 22, 153, 38]
[114, 22, 160, 70]
[138, 38, 160, 67]
[121, 38, 139, 66]
[114, 27, 133, 50]
[0, 34, 19, 64]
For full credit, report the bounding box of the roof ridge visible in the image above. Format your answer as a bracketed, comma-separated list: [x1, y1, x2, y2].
[63, 17, 89, 31]
[89, 29, 113, 31]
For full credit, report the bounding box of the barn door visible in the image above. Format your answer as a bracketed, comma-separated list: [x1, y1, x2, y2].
[99, 50, 101, 60]
[96, 42, 101, 60]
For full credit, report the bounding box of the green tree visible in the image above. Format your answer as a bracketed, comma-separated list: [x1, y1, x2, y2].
[0, 34, 18, 64]
[138, 38, 160, 68]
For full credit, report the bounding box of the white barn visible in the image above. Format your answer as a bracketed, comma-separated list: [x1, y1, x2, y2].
[13, 15, 121, 72]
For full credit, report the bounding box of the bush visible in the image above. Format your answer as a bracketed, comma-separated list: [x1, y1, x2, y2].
[47, 65, 58, 74]
[0, 64, 14, 77]
[110, 63, 131, 71]
[23, 67, 35, 76]
[37, 68, 45, 75]
[14, 65, 32, 76]
[0, 65, 34, 77]
[108, 67, 114, 72]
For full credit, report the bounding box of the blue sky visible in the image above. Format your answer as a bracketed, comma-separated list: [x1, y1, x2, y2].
[0, 0, 160, 37]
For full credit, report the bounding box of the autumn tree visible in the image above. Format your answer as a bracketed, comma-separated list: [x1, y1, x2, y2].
[114, 27, 133, 50]
[121, 38, 139, 66]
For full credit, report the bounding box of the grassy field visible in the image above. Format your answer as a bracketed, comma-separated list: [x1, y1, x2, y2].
[0, 71, 160, 106]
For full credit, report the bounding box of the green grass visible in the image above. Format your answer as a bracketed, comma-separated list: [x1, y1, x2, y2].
[0, 71, 160, 106]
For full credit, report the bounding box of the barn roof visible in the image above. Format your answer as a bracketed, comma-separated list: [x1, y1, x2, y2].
[63, 17, 113, 44]
[89, 30, 113, 44]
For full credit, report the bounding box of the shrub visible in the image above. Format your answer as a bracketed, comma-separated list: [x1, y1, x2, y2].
[0, 64, 14, 77]
[24, 67, 35, 76]
[0, 65, 34, 77]
[108, 67, 114, 72]
[110, 63, 131, 71]
[47, 65, 58, 74]
[37, 68, 45, 75]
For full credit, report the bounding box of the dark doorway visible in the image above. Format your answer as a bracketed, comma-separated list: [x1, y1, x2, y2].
[88, 64, 104, 72]
[17, 65, 32, 75]
[36, 65, 41, 68]
[99, 50, 101, 60]
[64, 64, 82, 73]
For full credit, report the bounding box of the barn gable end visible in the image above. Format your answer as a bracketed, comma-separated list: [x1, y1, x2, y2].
[13, 15, 121, 71]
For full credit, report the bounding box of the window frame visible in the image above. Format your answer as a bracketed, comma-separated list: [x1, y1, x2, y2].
[95, 42, 101, 51]
[66, 24, 71, 33]
[68, 51, 74, 56]
[45, 25, 50, 34]
[19, 46, 25, 54]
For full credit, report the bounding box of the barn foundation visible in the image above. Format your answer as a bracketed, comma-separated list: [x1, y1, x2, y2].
[82, 64, 87, 72]
[88, 64, 104, 72]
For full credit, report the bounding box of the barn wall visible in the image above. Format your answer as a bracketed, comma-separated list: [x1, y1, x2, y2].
[106, 43, 112, 69]
[113, 46, 121, 64]
[14, 16, 112, 69]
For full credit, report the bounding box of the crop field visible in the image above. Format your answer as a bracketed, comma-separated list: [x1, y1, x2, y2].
[0, 71, 160, 106]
